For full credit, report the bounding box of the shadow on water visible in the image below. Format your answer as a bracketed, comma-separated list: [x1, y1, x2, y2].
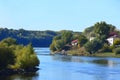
[52, 55, 72, 62]
[52, 55, 117, 67]
[92, 59, 108, 65]
[91, 59, 116, 67]
[0, 73, 39, 80]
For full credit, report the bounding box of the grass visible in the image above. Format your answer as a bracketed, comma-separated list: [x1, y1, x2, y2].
[67, 49, 120, 58]
[90, 52, 120, 58]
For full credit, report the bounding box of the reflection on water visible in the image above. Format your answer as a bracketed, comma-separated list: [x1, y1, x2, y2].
[1, 48, 120, 80]
[52, 55, 72, 62]
[52, 55, 116, 67]
[91, 59, 116, 67]
[0, 73, 39, 80]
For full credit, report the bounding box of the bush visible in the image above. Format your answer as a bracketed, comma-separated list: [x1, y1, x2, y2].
[12, 44, 40, 69]
[114, 47, 120, 54]
[113, 38, 120, 45]
[99, 43, 112, 52]
[84, 39, 102, 54]
[0, 48, 15, 69]
[0, 38, 40, 70]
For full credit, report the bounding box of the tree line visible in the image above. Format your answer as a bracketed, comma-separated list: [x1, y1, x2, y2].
[50, 21, 120, 55]
[0, 28, 58, 47]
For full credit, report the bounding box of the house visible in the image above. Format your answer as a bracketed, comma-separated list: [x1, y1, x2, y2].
[71, 39, 78, 46]
[89, 37, 95, 41]
[106, 32, 120, 46]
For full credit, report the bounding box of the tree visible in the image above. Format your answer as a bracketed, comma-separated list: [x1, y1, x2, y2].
[61, 31, 73, 44]
[54, 39, 65, 51]
[84, 39, 102, 54]
[94, 21, 115, 37]
[50, 41, 56, 52]
[12, 44, 39, 69]
[1, 37, 16, 46]
[94, 21, 111, 37]
[83, 26, 94, 37]
[113, 38, 120, 46]
[0, 48, 15, 69]
[78, 35, 88, 47]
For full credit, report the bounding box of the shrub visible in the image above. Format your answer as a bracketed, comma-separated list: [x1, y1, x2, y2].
[114, 47, 120, 54]
[0, 38, 40, 70]
[84, 39, 102, 54]
[0, 48, 15, 69]
[12, 44, 40, 69]
[113, 38, 120, 45]
[99, 43, 112, 52]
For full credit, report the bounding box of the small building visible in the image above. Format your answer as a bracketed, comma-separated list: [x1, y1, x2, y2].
[106, 32, 120, 46]
[71, 39, 78, 46]
[89, 37, 95, 41]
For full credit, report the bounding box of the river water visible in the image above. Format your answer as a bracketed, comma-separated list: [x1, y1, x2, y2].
[1, 48, 120, 80]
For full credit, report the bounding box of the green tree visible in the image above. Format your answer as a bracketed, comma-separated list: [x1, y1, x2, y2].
[1, 37, 16, 46]
[54, 39, 65, 51]
[113, 38, 120, 45]
[0, 48, 15, 69]
[61, 31, 73, 44]
[94, 21, 115, 37]
[84, 39, 102, 54]
[78, 35, 88, 47]
[12, 44, 39, 69]
[50, 40, 57, 52]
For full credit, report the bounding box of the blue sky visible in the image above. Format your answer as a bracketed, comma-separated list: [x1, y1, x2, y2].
[0, 0, 120, 31]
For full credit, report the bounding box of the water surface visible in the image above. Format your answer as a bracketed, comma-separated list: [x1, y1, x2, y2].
[1, 47, 120, 80]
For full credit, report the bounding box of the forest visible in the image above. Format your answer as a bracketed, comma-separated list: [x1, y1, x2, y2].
[0, 28, 58, 47]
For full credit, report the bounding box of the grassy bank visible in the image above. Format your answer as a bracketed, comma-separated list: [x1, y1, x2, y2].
[66, 49, 120, 58]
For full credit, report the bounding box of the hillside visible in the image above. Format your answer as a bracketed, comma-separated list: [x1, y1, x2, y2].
[0, 28, 58, 47]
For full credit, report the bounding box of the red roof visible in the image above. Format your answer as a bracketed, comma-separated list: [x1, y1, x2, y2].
[71, 39, 78, 43]
[109, 32, 118, 37]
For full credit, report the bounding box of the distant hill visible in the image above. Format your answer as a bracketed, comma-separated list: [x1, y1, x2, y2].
[0, 28, 58, 47]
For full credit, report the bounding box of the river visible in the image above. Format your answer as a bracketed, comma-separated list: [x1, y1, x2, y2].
[0, 48, 120, 80]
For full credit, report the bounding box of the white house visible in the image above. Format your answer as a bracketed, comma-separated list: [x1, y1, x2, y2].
[106, 35, 118, 46]
[89, 37, 95, 41]
[71, 39, 78, 46]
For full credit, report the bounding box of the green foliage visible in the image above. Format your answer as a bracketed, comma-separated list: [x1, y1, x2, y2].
[0, 38, 16, 47]
[113, 38, 120, 45]
[84, 39, 102, 54]
[50, 41, 57, 52]
[67, 47, 87, 56]
[94, 21, 115, 37]
[0, 28, 58, 47]
[99, 43, 112, 52]
[0, 48, 15, 69]
[50, 30, 73, 52]
[83, 26, 94, 37]
[83, 21, 116, 39]
[0, 38, 39, 70]
[94, 21, 110, 37]
[12, 44, 39, 69]
[61, 30, 73, 44]
[114, 47, 120, 54]
[55, 39, 65, 51]
[78, 35, 88, 47]
[1, 37, 16, 45]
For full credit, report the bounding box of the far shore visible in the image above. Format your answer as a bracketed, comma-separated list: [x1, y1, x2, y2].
[51, 51, 120, 58]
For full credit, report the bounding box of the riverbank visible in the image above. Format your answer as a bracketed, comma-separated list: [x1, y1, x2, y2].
[51, 50, 120, 58]
[0, 67, 39, 76]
